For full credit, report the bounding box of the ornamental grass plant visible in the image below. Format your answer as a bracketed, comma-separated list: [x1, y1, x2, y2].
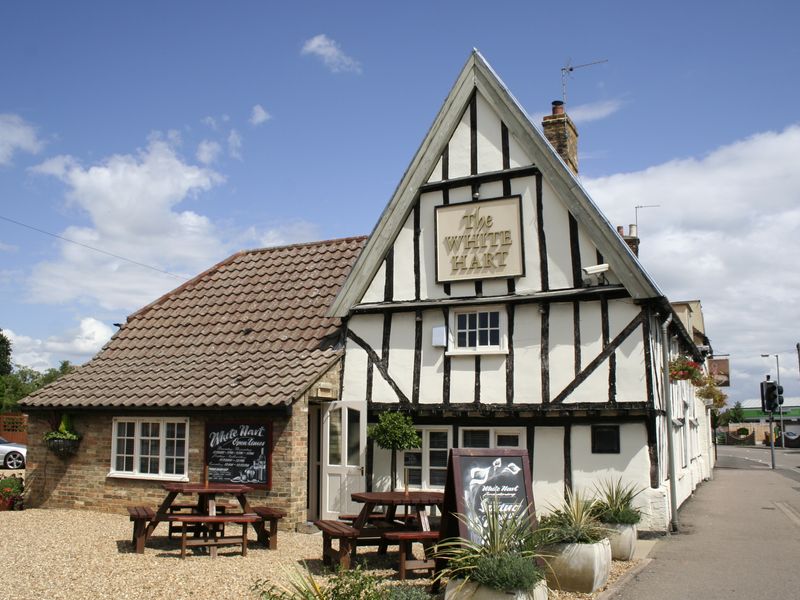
[434, 500, 544, 593]
[591, 479, 643, 525]
[534, 490, 607, 545]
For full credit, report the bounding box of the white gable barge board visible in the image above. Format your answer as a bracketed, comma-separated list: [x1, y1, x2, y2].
[328, 51, 665, 318]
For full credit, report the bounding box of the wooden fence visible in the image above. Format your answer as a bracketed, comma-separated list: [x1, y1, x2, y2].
[0, 413, 27, 444]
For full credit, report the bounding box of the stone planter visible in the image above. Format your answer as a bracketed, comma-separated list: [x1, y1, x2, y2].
[445, 579, 548, 600]
[544, 538, 611, 593]
[604, 523, 637, 561]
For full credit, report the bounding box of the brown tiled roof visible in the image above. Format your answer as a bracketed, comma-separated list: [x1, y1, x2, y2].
[22, 236, 367, 409]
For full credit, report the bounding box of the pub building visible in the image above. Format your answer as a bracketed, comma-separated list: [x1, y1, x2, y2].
[21, 52, 714, 533]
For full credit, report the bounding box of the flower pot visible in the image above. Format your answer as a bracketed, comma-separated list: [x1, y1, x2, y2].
[0, 498, 11, 511]
[45, 437, 81, 458]
[544, 538, 612, 593]
[445, 579, 548, 600]
[604, 523, 637, 561]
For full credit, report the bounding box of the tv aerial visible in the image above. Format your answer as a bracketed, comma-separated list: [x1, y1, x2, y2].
[561, 58, 608, 105]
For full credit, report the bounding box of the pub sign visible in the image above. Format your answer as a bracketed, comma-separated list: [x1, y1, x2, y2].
[435, 196, 524, 282]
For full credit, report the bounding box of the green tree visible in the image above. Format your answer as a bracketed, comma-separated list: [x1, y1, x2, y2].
[0, 329, 11, 376]
[367, 412, 421, 491]
[1, 361, 74, 413]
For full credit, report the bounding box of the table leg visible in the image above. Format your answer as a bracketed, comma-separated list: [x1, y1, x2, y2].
[352, 501, 377, 562]
[146, 491, 178, 539]
[208, 494, 217, 558]
[415, 504, 431, 531]
[238, 493, 269, 547]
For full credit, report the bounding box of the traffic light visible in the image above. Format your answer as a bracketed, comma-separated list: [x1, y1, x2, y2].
[761, 381, 778, 412]
[777, 385, 784, 407]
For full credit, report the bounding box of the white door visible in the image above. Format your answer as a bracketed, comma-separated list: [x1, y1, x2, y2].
[320, 400, 366, 519]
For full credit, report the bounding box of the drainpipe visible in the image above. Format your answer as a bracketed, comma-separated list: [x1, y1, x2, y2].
[661, 314, 680, 532]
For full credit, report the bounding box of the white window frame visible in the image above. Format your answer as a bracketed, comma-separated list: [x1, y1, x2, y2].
[399, 427, 453, 491]
[108, 417, 190, 482]
[459, 426, 526, 449]
[447, 305, 508, 356]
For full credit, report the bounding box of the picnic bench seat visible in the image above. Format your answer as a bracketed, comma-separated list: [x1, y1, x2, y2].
[382, 530, 440, 580]
[127, 506, 155, 553]
[314, 520, 360, 569]
[167, 501, 236, 538]
[168, 513, 260, 558]
[251, 506, 287, 550]
[338, 512, 418, 526]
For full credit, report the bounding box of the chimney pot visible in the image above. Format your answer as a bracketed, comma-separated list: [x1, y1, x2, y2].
[551, 100, 565, 115]
[617, 225, 624, 235]
[629, 223, 638, 237]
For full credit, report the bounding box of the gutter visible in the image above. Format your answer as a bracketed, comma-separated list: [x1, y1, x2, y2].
[661, 313, 680, 532]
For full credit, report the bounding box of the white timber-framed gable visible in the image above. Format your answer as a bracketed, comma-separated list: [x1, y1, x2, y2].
[330, 51, 712, 533]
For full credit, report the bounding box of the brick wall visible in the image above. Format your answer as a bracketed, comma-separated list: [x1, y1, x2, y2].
[25, 404, 309, 530]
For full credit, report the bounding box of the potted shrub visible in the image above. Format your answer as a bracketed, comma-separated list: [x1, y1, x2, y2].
[44, 413, 81, 458]
[535, 491, 611, 593]
[435, 501, 547, 600]
[592, 479, 642, 561]
[0, 475, 24, 511]
[367, 412, 421, 491]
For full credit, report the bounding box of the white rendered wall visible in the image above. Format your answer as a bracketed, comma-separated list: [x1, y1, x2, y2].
[512, 304, 542, 404]
[570, 423, 651, 507]
[533, 426, 566, 514]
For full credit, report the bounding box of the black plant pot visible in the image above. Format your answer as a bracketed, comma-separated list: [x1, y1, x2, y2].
[45, 437, 81, 458]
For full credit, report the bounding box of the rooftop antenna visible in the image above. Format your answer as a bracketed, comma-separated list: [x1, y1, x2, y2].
[561, 58, 609, 105]
[635, 204, 660, 231]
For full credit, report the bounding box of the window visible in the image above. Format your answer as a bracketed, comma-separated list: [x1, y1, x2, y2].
[448, 306, 507, 355]
[402, 428, 452, 490]
[460, 427, 525, 449]
[110, 417, 189, 481]
[591, 425, 620, 454]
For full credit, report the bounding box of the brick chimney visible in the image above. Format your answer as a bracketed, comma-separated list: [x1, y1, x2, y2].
[542, 100, 579, 175]
[617, 224, 640, 256]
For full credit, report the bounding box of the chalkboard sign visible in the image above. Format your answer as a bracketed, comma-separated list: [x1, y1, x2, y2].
[439, 448, 535, 544]
[205, 421, 272, 489]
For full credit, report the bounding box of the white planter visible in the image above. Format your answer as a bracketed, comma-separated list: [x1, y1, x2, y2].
[444, 578, 548, 600]
[544, 538, 612, 593]
[604, 523, 637, 561]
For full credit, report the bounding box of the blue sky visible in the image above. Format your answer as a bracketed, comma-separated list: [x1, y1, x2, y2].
[2, 1, 799, 405]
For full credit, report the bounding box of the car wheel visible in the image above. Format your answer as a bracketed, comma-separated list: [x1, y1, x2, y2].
[4, 452, 24, 469]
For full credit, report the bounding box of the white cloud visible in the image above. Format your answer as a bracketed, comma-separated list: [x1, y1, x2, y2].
[584, 124, 800, 404]
[196, 140, 221, 165]
[257, 220, 321, 247]
[250, 104, 271, 126]
[532, 99, 624, 126]
[6, 318, 114, 370]
[228, 129, 243, 160]
[569, 99, 624, 124]
[0, 241, 18, 252]
[301, 34, 362, 74]
[29, 138, 226, 310]
[0, 114, 44, 165]
[202, 116, 218, 130]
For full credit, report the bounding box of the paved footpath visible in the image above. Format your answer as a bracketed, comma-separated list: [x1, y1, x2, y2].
[609, 447, 800, 599]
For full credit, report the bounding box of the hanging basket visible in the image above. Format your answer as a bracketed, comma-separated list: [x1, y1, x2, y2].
[45, 437, 81, 458]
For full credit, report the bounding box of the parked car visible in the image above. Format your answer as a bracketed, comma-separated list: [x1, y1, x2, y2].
[0, 436, 26, 469]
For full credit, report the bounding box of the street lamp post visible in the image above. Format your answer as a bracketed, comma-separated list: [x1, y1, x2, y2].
[762, 353, 784, 448]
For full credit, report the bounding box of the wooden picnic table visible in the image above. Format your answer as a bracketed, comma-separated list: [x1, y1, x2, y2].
[144, 482, 258, 558]
[350, 490, 444, 533]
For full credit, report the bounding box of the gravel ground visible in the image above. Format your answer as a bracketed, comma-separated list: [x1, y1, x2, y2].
[0, 506, 639, 600]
